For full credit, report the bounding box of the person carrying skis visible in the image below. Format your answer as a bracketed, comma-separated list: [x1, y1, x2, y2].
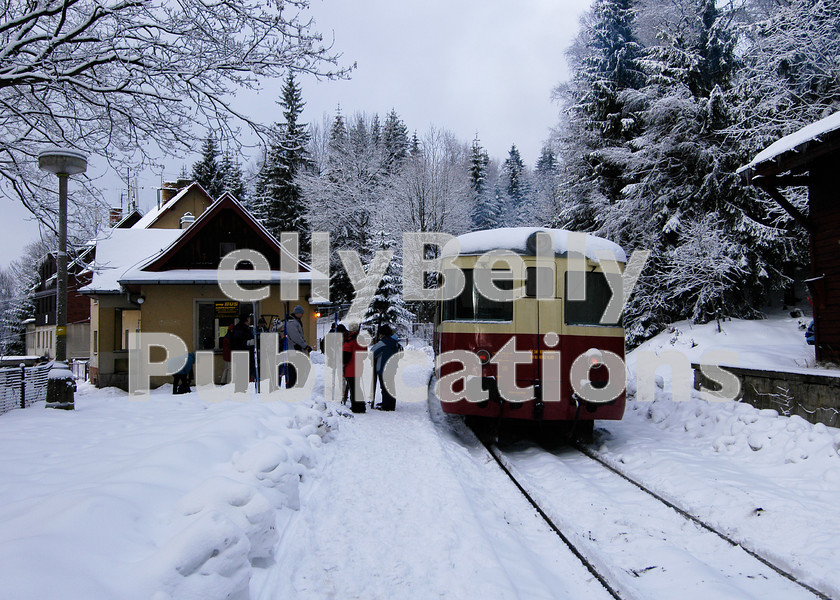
[343, 321, 367, 413]
[370, 324, 400, 411]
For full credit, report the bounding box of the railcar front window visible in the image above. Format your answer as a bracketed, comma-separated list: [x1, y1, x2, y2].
[442, 270, 513, 322]
[565, 271, 620, 326]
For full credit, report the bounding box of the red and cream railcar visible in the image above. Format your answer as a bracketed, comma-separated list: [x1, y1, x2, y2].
[435, 228, 627, 431]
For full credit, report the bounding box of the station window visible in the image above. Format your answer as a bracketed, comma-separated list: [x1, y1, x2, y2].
[564, 271, 620, 326]
[197, 301, 241, 350]
[442, 270, 513, 322]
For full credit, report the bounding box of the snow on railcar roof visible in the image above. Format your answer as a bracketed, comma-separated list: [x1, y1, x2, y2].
[442, 227, 626, 263]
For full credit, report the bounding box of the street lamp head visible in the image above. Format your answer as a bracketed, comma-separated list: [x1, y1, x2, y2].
[38, 147, 88, 176]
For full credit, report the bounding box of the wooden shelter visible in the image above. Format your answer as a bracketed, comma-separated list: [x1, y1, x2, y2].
[739, 112, 840, 363]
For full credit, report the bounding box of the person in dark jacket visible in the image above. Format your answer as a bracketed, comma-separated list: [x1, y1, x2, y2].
[230, 313, 255, 381]
[343, 322, 367, 413]
[172, 352, 195, 394]
[370, 324, 400, 411]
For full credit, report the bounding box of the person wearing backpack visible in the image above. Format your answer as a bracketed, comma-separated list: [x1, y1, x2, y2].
[370, 324, 401, 411]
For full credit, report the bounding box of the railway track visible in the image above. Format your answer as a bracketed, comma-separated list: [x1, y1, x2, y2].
[482, 441, 625, 600]
[572, 442, 832, 600]
[482, 439, 829, 600]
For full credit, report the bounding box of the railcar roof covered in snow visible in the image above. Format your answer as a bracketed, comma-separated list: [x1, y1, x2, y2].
[738, 110, 840, 180]
[441, 227, 626, 263]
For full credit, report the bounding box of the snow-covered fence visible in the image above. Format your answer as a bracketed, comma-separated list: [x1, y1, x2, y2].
[70, 359, 89, 382]
[0, 364, 50, 416]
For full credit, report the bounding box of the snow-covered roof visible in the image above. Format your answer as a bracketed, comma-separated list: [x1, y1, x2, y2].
[79, 229, 185, 293]
[442, 227, 627, 263]
[131, 183, 209, 229]
[738, 110, 840, 179]
[118, 267, 328, 285]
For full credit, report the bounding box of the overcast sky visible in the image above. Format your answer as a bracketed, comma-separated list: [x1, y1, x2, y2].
[1, 0, 593, 268]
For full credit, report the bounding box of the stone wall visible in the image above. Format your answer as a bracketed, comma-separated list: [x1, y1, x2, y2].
[693, 364, 840, 427]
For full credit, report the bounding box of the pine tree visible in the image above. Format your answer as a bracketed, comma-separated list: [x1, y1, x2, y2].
[382, 109, 408, 171]
[301, 110, 390, 304]
[733, 0, 840, 158]
[192, 137, 224, 199]
[554, 0, 646, 231]
[251, 71, 311, 243]
[468, 135, 493, 230]
[219, 151, 246, 201]
[0, 244, 42, 356]
[500, 144, 534, 225]
[533, 146, 560, 225]
[602, 0, 785, 343]
[361, 230, 414, 335]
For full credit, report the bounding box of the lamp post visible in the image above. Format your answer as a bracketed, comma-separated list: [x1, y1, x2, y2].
[38, 147, 88, 410]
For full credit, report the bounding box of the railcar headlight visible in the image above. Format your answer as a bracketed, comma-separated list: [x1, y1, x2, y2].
[584, 348, 604, 369]
[476, 349, 491, 365]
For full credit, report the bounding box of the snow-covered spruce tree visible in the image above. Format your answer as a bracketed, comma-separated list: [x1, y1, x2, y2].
[499, 144, 536, 225]
[0, 242, 45, 356]
[300, 111, 389, 304]
[192, 137, 224, 199]
[252, 72, 311, 247]
[0, 268, 25, 356]
[361, 230, 414, 336]
[382, 109, 410, 173]
[532, 145, 560, 225]
[468, 135, 498, 230]
[732, 0, 840, 159]
[219, 151, 246, 202]
[606, 0, 796, 343]
[1, 0, 347, 243]
[552, 0, 645, 233]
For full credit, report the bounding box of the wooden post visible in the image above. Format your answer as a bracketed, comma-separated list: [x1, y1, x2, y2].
[19, 363, 25, 410]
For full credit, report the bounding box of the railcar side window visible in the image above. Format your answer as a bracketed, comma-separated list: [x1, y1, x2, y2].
[564, 271, 620, 326]
[442, 270, 513, 322]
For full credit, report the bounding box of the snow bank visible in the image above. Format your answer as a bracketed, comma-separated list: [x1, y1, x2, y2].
[0, 383, 338, 600]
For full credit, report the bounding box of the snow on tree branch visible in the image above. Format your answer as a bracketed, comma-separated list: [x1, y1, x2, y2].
[0, 0, 349, 243]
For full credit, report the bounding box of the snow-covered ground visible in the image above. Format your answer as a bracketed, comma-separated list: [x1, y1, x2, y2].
[0, 383, 335, 599]
[599, 310, 840, 597]
[1, 314, 838, 599]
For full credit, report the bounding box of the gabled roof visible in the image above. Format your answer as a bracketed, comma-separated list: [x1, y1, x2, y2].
[131, 182, 213, 229]
[113, 208, 143, 229]
[118, 194, 326, 286]
[139, 193, 310, 273]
